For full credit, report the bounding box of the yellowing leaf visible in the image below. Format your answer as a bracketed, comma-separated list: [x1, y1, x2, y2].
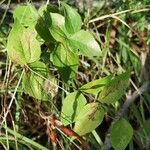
[99, 71, 130, 104]
[74, 103, 105, 136]
[22, 61, 57, 101]
[7, 20, 41, 64]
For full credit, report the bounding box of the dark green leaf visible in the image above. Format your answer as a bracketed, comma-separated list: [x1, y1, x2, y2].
[129, 51, 141, 76]
[36, 5, 55, 42]
[61, 91, 87, 126]
[69, 30, 101, 57]
[50, 44, 79, 82]
[61, 2, 82, 34]
[139, 122, 150, 138]
[110, 118, 133, 150]
[74, 103, 105, 136]
[99, 71, 130, 104]
[80, 75, 113, 94]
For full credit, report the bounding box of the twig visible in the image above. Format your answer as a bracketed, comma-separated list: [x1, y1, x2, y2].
[102, 82, 150, 150]
[118, 82, 150, 117]
[89, 8, 150, 23]
[26, 65, 69, 94]
[0, 0, 11, 25]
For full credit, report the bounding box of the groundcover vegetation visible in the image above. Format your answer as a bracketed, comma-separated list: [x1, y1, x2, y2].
[0, 0, 150, 149]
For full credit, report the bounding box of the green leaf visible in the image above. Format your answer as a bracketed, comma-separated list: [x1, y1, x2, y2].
[80, 75, 113, 94]
[20, 28, 41, 62]
[13, 4, 38, 27]
[38, 3, 59, 15]
[69, 30, 101, 57]
[37, 7, 67, 43]
[50, 44, 79, 82]
[139, 122, 150, 138]
[110, 118, 133, 150]
[129, 51, 141, 76]
[35, 6, 55, 42]
[61, 2, 82, 34]
[7, 20, 41, 64]
[74, 103, 105, 136]
[50, 13, 65, 30]
[61, 91, 87, 126]
[99, 71, 130, 104]
[22, 61, 58, 101]
[49, 13, 68, 42]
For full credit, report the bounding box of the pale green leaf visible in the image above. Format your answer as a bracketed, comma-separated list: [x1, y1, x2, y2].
[61, 91, 87, 126]
[7, 20, 41, 64]
[74, 103, 105, 136]
[110, 118, 133, 150]
[7, 19, 26, 64]
[99, 71, 130, 104]
[69, 30, 101, 57]
[62, 2, 82, 34]
[80, 75, 113, 94]
[13, 4, 38, 27]
[49, 13, 68, 42]
[20, 28, 41, 63]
